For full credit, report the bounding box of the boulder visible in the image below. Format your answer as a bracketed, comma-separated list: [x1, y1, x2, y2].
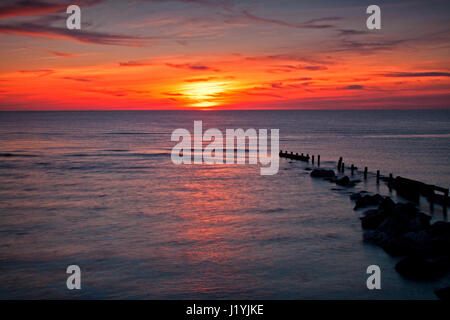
[378, 197, 395, 213]
[376, 209, 430, 237]
[428, 221, 450, 239]
[354, 194, 384, 209]
[360, 209, 387, 230]
[350, 191, 368, 200]
[335, 176, 356, 187]
[310, 169, 335, 178]
[395, 255, 450, 280]
[435, 286, 450, 300]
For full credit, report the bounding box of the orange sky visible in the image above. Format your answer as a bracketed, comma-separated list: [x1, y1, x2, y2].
[0, 0, 449, 110]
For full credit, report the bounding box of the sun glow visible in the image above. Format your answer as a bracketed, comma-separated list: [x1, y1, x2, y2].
[180, 81, 232, 108]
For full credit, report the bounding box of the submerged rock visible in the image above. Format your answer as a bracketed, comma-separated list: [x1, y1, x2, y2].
[435, 286, 450, 300]
[360, 209, 388, 230]
[336, 176, 350, 186]
[360, 199, 438, 257]
[395, 256, 450, 280]
[355, 193, 450, 282]
[350, 191, 368, 200]
[354, 194, 384, 209]
[310, 169, 335, 178]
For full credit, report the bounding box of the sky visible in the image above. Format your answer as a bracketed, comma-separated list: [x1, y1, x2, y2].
[0, 0, 449, 110]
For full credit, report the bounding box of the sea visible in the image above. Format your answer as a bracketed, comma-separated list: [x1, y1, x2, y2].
[0, 110, 449, 299]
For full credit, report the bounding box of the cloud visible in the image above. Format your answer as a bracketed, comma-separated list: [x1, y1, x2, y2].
[184, 76, 217, 82]
[302, 65, 327, 71]
[0, 1, 67, 18]
[62, 76, 91, 82]
[266, 64, 328, 73]
[270, 82, 283, 89]
[245, 91, 282, 99]
[118, 60, 152, 67]
[165, 62, 219, 71]
[241, 10, 342, 29]
[163, 92, 184, 96]
[381, 72, 450, 78]
[337, 29, 369, 36]
[19, 69, 54, 76]
[0, 22, 152, 46]
[342, 85, 365, 90]
[287, 77, 313, 81]
[0, 0, 106, 19]
[84, 88, 148, 97]
[47, 50, 75, 57]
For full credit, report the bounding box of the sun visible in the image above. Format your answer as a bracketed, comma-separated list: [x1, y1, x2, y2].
[180, 81, 231, 108]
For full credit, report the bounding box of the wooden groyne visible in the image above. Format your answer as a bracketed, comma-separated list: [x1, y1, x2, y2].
[279, 150, 449, 213]
[279, 150, 311, 163]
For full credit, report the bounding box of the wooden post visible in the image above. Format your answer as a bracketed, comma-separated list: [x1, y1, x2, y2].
[312, 155, 315, 164]
[389, 173, 393, 191]
[364, 167, 368, 179]
[318, 155, 320, 166]
[351, 164, 354, 175]
[444, 189, 448, 213]
[429, 191, 434, 213]
[341, 162, 345, 173]
[338, 157, 342, 171]
[376, 170, 380, 184]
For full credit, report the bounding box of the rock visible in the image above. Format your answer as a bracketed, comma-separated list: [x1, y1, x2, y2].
[395, 256, 450, 280]
[350, 193, 362, 200]
[435, 286, 450, 300]
[428, 221, 450, 238]
[354, 194, 384, 209]
[378, 197, 395, 213]
[359, 197, 450, 279]
[350, 191, 368, 200]
[363, 229, 388, 244]
[423, 221, 450, 257]
[376, 210, 430, 237]
[381, 235, 423, 256]
[360, 209, 388, 230]
[336, 176, 350, 186]
[310, 169, 335, 178]
[361, 199, 433, 256]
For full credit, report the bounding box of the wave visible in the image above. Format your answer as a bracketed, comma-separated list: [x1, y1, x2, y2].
[363, 133, 450, 139]
[105, 132, 167, 135]
[64, 152, 169, 158]
[0, 153, 38, 157]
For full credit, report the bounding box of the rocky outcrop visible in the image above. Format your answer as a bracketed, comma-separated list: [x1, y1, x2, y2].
[435, 286, 450, 300]
[354, 194, 384, 209]
[310, 169, 335, 178]
[350, 191, 369, 200]
[352, 193, 450, 280]
[395, 256, 450, 280]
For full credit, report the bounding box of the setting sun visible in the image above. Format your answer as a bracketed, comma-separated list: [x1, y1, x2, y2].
[180, 81, 233, 108]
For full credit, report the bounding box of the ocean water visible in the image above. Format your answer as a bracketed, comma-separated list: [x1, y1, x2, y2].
[0, 110, 449, 299]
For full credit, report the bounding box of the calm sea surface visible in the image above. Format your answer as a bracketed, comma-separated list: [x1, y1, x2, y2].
[0, 110, 449, 299]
